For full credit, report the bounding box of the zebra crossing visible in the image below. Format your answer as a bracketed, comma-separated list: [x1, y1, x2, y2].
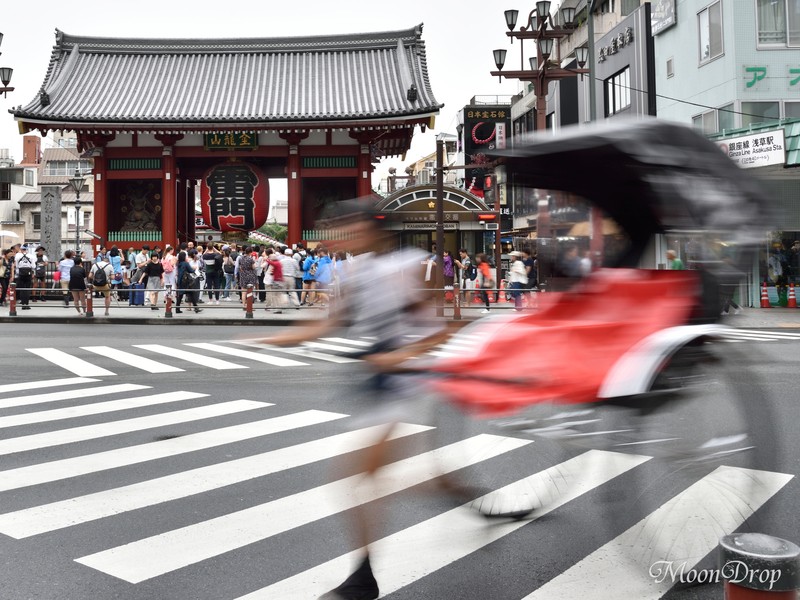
[20, 327, 800, 380]
[0, 376, 793, 599]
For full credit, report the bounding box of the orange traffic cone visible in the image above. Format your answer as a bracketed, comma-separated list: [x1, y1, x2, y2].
[760, 281, 771, 308]
[788, 283, 798, 308]
[498, 280, 508, 304]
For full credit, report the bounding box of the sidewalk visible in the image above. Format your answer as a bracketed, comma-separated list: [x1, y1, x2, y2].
[0, 297, 491, 326]
[2, 296, 799, 328]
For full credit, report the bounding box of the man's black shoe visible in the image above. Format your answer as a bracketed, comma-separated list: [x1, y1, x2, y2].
[318, 555, 379, 600]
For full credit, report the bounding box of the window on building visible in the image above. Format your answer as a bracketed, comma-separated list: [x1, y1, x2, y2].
[698, 2, 724, 63]
[33, 213, 41, 231]
[718, 103, 736, 131]
[741, 101, 780, 127]
[757, 0, 800, 46]
[621, 0, 639, 16]
[24, 169, 34, 187]
[0, 182, 9, 201]
[666, 57, 674, 78]
[786, 101, 800, 118]
[693, 110, 717, 134]
[44, 159, 92, 177]
[605, 67, 631, 117]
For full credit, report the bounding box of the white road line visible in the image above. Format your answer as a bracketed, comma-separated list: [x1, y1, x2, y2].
[232, 341, 359, 364]
[720, 333, 781, 341]
[0, 411, 353, 493]
[723, 328, 800, 338]
[76, 433, 531, 583]
[301, 341, 363, 353]
[185, 343, 308, 367]
[0, 421, 431, 538]
[133, 345, 248, 370]
[0, 377, 100, 394]
[27, 348, 116, 377]
[319, 338, 374, 347]
[81, 346, 185, 373]
[242, 450, 651, 600]
[0, 383, 150, 410]
[523, 466, 793, 600]
[0, 400, 269, 456]
[0, 391, 207, 429]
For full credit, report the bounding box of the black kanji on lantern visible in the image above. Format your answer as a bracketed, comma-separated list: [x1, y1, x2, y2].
[204, 164, 259, 231]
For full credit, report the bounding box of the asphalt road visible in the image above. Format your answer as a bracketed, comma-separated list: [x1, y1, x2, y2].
[0, 323, 797, 600]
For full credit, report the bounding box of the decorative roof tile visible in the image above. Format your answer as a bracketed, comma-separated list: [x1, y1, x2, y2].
[13, 25, 442, 128]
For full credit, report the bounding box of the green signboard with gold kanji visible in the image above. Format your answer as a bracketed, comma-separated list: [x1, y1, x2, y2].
[204, 132, 258, 150]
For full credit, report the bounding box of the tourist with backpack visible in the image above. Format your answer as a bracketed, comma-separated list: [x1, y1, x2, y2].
[33, 246, 49, 301]
[300, 249, 319, 306]
[455, 248, 476, 303]
[89, 256, 114, 316]
[13, 246, 35, 310]
[160, 246, 177, 299]
[203, 244, 222, 304]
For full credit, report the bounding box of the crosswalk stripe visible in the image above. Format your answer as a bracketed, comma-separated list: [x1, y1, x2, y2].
[133, 344, 248, 370]
[231, 341, 359, 364]
[0, 391, 207, 429]
[81, 346, 185, 373]
[522, 465, 793, 599]
[319, 338, 374, 347]
[184, 342, 309, 367]
[241, 450, 650, 600]
[0, 400, 270, 456]
[0, 377, 100, 394]
[0, 411, 353, 493]
[723, 328, 800, 338]
[0, 383, 150, 410]
[721, 332, 782, 341]
[301, 341, 363, 353]
[76, 433, 531, 583]
[27, 348, 116, 377]
[0, 421, 431, 539]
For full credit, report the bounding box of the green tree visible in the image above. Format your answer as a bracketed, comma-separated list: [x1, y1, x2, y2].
[258, 221, 287, 242]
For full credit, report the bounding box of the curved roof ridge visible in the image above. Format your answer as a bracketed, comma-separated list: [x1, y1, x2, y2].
[55, 24, 425, 54]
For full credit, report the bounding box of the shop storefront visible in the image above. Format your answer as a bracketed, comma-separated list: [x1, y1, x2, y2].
[710, 119, 800, 306]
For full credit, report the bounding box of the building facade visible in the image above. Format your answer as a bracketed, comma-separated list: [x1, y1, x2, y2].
[14, 26, 442, 250]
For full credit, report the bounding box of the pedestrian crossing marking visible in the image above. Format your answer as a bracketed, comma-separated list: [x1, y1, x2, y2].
[319, 338, 374, 347]
[0, 399, 268, 456]
[0, 383, 150, 410]
[27, 348, 117, 377]
[0, 391, 208, 429]
[184, 342, 309, 367]
[301, 341, 363, 353]
[0, 411, 354, 493]
[0, 421, 432, 539]
[232, 341, 359, 364]
[81, 346, 185, 373]
[523, 465, 794, 599]
[240, 450, 651, 600]
[75, 434, 531, 583]
[0, 377, 100, 394]
[133, 344, 248, 370]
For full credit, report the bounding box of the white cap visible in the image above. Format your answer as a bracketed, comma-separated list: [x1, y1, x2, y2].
[284, 248, 293, 255]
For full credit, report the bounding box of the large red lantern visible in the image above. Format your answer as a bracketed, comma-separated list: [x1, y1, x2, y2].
[199, 161, 269, 233]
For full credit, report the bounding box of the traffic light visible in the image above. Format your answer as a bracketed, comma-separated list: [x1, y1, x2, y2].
[483, 174, 496, 206]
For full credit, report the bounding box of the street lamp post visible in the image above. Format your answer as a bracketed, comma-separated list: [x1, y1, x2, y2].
[69, 169, 86, 254]
[0, 33, 14, 98]
[491, 2, 588, 131]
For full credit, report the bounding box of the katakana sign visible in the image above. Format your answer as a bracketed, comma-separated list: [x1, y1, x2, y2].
[200, 162, 269, 232]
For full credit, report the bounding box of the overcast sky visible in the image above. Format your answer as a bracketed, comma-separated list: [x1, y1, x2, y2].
[0, 0, 525, 185]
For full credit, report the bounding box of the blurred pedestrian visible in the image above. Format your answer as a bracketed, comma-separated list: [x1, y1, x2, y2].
[0, 248, 12, 306]
[256, 202, 448, 600]
[507, 251, 528, 310]
[33, 246, 49, 301]
[13, 245, 34, 310]
[143, 252, 164, 310]
[475, 253, 494, 314]
[58, 250, 75, 307]
[666, 249, 684, 270]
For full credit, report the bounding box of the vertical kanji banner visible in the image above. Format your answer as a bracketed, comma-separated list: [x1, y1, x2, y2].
[200, 162, 270, 233]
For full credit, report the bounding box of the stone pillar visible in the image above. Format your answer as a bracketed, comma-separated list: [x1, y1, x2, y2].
[40, 186, 62, 260]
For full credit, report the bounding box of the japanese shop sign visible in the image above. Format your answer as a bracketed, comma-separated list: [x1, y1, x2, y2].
[743, 65, 800, 90]
[204, 132, 258, 150]
[598, 27, 634, 62]
[719, 129, 786, 169]
[200, 162, 270, 232]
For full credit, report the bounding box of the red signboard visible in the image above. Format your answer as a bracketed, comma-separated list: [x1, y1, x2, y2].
[199, 162, 269, 232]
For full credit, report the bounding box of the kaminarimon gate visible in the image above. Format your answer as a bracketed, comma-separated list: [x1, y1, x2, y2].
[13, 26, 442, 247]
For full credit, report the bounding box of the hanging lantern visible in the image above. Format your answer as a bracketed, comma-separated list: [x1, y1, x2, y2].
[199, 161, 270, 233]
